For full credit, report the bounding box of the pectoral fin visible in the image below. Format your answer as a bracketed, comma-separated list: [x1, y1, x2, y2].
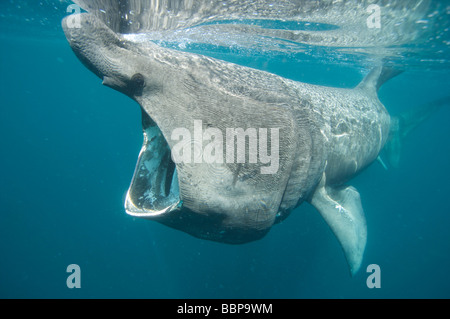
[309, 174, 367, 276]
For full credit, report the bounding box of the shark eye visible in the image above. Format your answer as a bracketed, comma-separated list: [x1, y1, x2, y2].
[130, 73, 145, 96]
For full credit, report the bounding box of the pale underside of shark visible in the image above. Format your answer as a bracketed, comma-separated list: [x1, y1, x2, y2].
[62, 1, 439, 276]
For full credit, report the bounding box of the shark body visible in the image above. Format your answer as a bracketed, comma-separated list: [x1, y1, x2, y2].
[63, 12, 409, 275]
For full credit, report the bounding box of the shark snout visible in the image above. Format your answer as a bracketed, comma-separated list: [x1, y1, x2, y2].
[62, 13, 126, 81]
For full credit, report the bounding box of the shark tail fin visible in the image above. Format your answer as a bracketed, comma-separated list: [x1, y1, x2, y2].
[384, 96, 450, 168]
[357, 66, 404, 94]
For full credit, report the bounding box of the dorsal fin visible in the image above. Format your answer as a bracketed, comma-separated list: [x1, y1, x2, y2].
[357, 66, 404, 93]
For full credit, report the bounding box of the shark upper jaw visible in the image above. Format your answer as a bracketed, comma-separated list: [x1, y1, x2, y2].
[63, 14, 182, 218]
[62, 14, 180, 213]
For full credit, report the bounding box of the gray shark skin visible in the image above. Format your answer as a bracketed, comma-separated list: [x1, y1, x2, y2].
[62, 13, 394, 275]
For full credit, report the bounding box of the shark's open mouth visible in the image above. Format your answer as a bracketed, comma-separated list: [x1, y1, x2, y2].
[125, 110, 180, 217]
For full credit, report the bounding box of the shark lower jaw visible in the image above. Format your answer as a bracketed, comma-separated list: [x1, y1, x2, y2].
[125, 115, 181, 218]
[122, 113, 273, 244]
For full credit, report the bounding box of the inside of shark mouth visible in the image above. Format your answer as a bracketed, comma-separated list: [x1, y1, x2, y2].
[126, 109, 180, 216]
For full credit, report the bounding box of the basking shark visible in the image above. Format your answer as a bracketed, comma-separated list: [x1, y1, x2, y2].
[62, 2, 444, 275]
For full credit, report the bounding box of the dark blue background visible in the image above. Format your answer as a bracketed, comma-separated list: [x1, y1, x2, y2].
[1, 1, 449, 298]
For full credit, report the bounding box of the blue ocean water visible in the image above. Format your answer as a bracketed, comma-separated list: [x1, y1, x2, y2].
[1, 1, 450, 299]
